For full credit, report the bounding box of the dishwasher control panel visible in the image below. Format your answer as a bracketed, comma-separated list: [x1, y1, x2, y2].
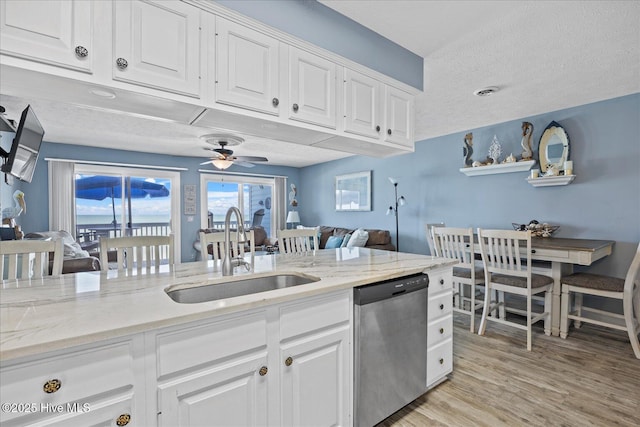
[354, 273, 428, 305]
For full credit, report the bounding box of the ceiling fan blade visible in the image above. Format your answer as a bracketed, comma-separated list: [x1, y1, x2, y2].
[199, 159, 214, 165]
[233, 161, 256, 168]
[233, 155, 268, 162]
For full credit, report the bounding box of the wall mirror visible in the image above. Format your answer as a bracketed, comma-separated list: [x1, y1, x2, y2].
[335, 171, 371, 211]
[538, 121, 570, 172]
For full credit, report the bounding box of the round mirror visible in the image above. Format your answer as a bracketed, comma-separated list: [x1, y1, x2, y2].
[538, 121, 570, 172]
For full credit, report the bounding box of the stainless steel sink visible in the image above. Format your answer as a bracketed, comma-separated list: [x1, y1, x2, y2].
[166, 274, 320, 304]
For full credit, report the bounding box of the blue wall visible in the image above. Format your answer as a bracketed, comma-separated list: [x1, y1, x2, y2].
[298, 93, 640, 278]
[215, 0, 423, 90]
[13, 143, 299, 262]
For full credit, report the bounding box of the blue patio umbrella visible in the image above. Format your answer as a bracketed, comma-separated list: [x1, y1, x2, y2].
[75, 176, 169, 229]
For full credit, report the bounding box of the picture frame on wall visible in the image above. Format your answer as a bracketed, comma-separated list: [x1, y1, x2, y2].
[335, 171, 371, 211]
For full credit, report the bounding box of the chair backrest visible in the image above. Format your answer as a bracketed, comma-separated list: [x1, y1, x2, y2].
[99, 234, 174, 273]
[477, 228, 532, 280]
[425, 222, 446, 255]
[624, 242, 640, 302]
[1, 239, 64, 279]
[199, 229, 255, 261]
[278, 228, 319, 254]
[432, 227, 475, 270]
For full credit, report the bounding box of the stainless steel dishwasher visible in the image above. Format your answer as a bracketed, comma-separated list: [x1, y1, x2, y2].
[354, 273, 429, 427]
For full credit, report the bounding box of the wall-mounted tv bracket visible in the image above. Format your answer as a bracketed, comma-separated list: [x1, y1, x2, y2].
[0, 105, 17, 184]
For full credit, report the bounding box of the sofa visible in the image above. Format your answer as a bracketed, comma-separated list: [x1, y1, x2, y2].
[24, 230, 101, 273]
[316, 226, 395, 251]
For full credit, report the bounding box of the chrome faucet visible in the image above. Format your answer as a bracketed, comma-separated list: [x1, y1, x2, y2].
[222, 207, 249, 276]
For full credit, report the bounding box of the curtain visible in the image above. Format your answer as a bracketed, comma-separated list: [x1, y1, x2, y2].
[48, 160, 76, 235]
[274, 176, 287, 233]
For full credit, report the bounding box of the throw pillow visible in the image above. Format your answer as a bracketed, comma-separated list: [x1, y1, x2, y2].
[346, 228, 369, 248]
[340, 233, 352, 248]
[325, 235, 344, 249]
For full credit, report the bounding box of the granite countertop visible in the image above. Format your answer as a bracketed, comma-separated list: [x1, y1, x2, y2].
[0, 248, 455, 361]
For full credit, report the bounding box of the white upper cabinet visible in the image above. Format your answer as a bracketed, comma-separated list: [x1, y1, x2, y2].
[344, 68, 414, 147]
[384, 84, 414, 147]
[288, 47, 337, 129]
[215, 17, 280, 115]
[0, 0, 93, 73]
[113, 0, 201, 97]
[343, 69, 382, 138]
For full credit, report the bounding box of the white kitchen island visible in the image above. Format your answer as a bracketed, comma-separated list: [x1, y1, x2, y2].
[0, 248, 455, 427]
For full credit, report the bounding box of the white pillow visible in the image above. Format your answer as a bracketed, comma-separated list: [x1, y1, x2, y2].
[346, 228, 369, 247]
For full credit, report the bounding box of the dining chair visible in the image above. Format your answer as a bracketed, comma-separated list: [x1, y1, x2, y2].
[432, 227, 485, 332]
[1, 238, 64, 279]
[477, 228, 553, 350]
[425, 222, 445, 256]
[560, 242, 640, 359]
[99, 234, 174, 273]
[278, 228, 319, 254]
[199, 229, 255, 261]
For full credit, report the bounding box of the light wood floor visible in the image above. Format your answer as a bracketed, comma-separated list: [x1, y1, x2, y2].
[377, 313, 640, 427]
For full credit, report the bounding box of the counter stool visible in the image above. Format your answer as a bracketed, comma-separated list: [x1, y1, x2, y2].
[560, 242, 640, 359]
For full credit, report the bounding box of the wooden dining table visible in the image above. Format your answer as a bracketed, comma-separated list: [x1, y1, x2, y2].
[472, 236, 615, 336]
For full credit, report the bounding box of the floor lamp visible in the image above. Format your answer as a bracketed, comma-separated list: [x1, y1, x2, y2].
[386, 177, 406, 251]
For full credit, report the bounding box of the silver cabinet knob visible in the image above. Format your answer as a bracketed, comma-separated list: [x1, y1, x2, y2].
[292, 103, 299, 113]
[116, 58, 128, 70]
[75, 46, 88, 58]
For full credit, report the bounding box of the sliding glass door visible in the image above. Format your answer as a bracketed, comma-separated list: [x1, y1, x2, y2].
[201, 175, 275, 239]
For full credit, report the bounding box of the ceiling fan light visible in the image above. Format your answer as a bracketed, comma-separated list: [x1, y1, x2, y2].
[212, 159, 233, 170]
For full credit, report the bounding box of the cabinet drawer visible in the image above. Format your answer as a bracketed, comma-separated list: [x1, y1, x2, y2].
[155, 311, 267, 378]
[428, 269, 452, 296]
[0, 341, 134, 424]
[279, 290, 350, 340]
[428, 291, 453, 320]
[428, 315, 453, 347]
[427, 339, 453, 388]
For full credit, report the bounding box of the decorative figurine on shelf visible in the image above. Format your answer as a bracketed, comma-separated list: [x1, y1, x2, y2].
[520, 121, 534, 160]
[488, 135, 502, 164]
[463, 132, 474, 167]
[545, 164, 560, 176]
[503, 153, 517, 163]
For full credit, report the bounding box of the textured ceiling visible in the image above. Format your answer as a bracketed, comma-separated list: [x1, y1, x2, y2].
[1, 1, 638, 167]
[320, 0, 640, 141]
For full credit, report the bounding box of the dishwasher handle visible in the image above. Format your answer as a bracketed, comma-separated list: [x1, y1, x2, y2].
[354, 274, 428, 305]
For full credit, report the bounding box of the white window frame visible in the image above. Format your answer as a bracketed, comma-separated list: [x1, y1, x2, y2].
[200, 173, 277, 238]
[75, 164, 181, 262]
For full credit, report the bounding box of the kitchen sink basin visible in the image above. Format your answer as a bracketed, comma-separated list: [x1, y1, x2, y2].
[166, 274, 320, 304]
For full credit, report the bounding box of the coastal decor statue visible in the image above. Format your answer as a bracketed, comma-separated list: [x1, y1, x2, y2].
[521, 121, 534, 160]
[463, 132, 474, 167]
[488, 135, 502, 164]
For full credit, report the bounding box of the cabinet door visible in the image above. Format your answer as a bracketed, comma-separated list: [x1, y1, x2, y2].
[113, 0, 201, 97]
[343, 69, 382, 139]
[157, 353, 269, 427]
[0, 0, 92, 72]
[384, 85, 414, 147]
[280, 327, 350, 427]
[216, 17, 280, 115]
[289, 47, 337, 129]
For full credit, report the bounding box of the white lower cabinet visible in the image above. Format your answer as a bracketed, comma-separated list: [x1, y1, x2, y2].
[153, 290, 351, 427]
[427, 267, 454, 389]
[0, 338, 144, 427]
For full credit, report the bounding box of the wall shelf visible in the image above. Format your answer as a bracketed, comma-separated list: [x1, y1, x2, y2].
[459, 160, 536, 176]
[526, 174, 576, 187]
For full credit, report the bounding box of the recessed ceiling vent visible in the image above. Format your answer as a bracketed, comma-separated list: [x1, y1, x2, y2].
[473, 86, 500, 97]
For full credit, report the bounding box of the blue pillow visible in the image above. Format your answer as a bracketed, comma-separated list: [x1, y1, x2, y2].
[325, 235, 344, 249]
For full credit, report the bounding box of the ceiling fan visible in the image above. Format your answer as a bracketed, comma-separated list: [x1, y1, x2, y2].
[200, 134, 268, 170]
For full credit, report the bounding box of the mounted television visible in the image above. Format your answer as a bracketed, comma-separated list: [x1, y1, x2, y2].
[0, 105, 44, 183]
